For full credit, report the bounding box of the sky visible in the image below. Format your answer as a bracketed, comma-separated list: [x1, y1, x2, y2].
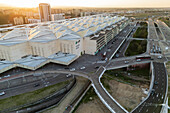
[0, 0, 170, 8]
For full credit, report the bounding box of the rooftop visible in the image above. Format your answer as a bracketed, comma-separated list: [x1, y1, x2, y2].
[0, 52, 78, 72]
[0, 15, 127, 46]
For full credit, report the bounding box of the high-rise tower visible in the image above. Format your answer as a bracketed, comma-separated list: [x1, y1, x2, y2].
[39, 3, 51, 22]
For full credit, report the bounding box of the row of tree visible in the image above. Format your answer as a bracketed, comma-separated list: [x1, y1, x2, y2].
[0, 12, 25, 25]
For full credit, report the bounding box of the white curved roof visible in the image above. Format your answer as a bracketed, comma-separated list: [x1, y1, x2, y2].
[0, 15, 127, 46]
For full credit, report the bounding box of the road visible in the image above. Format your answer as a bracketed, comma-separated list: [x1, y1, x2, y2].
[156, 20, 170, 41]
[156, 20, 170, 57]
[0, 73, 72, 99]
[117, 22, 139, 57]
[106, 56, 152, 70]
[155, 23, 164, 41]
[131, 62, 167, 113]
[148, 19, 160, 55]
[92, 66, 127, 113]
[0, 21, 169, 113]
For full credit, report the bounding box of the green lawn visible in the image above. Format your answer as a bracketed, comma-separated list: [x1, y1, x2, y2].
[103, 68, 150, 85]
[125, 22, 148, 56]
[127, 68, 150, 79]
[125, 40, 147, 56]
[0, 80, 71, 111]
[133, 22, 148, 39]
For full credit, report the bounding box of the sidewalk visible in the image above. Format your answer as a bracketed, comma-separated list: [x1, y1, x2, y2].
[43, 77, 88, 113]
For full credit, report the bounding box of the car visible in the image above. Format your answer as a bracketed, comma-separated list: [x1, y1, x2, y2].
[66, 74, 72, 77]
[4, 75, 10, 78]
[64, 67, 69, 69]
[80, 67, 85, 70]
[115, 54, 119, 58]
[0, 91, 5, 96]
[70, 68, 75, 71]
[151, 89, 155, 95]
[157, 56, 162, 59]
[136, 59, 141, 62]
[124, 61, 129, 64]
[108, 45, 112, 49]
[95, 66, 99, 69]
[154, 81, 158, 85]
[34, 83, 40, 87]
[101, 58, 105, 61]
[145, 88, 148, 91]
[153, 49, 156, 53]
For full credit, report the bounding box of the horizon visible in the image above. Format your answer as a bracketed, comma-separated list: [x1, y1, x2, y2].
[0, 0, 170, 8]
[0, 4, 170, 9]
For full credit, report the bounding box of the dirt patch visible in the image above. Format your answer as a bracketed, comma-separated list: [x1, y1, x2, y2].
[108, 80, 148, 111]
[75, 97, 111, 113]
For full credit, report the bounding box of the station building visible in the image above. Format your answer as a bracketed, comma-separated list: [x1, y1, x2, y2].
[0, 15, 129, 73]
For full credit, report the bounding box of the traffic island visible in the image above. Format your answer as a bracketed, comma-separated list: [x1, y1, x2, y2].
[125, 22, 148, 56]
[101, 64, 150, 112]
[72, 87, 111, 113]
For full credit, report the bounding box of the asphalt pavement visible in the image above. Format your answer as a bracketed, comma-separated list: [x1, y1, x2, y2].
[0, 21, 169, 113]
[132, 62, 167, 113]
[0, 73, 72, 99]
